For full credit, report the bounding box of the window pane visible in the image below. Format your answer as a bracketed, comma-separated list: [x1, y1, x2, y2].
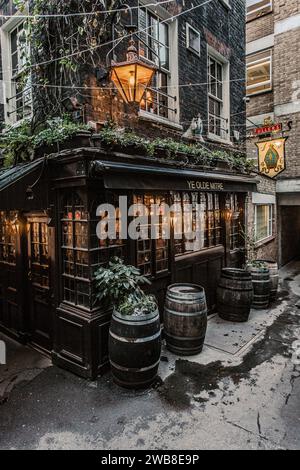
[255, 205, 271, 241]
[247, 50, 272, 95]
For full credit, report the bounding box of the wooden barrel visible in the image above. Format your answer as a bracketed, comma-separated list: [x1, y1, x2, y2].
[109, 308, 161, 389]
[164, 284, 207, 356]
[247, 265, 271, 310]
[257, 259, 279, 301]
[217, 268, 254, 323]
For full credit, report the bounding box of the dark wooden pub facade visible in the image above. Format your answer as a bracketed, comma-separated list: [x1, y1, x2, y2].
[0, 0, 256, 378]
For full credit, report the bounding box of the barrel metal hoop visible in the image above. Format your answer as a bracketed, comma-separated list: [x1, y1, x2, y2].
[164, 307, 207, 317]
[110, 358, 161, 373]
[165, 333, 206, 341]
[112, 316, 159, 326]
[109, 330, 161, 344]
[218, 285, 253, 292]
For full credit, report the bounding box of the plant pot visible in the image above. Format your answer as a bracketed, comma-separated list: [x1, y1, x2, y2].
[109, 307, 161, 389]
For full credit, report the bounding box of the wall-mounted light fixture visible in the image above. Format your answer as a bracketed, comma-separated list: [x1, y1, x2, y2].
[110, 37, 156, 104]
[106, 5, 158, 105]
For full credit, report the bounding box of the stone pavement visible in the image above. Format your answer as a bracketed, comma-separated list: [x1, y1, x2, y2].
[0, 261, 300, 450]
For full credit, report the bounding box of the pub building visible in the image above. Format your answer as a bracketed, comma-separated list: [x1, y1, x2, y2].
[0, 146, 256, 378]
[0, 0, 256, 378]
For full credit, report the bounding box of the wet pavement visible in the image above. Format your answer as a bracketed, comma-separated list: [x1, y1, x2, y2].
[0, 261, 300, 450]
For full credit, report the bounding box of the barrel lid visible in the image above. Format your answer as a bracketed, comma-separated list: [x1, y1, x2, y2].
[221, 268, 251, 279]
[167, 283, 205, 300]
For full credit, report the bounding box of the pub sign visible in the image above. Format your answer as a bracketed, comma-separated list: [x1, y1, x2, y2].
[256, 138, 287, 178]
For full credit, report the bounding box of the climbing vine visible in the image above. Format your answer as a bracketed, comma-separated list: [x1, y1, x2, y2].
[13, 0, 125, 125]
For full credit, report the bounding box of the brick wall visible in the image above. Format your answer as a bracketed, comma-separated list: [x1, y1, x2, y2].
[0, 1, 246, 153]
[246, 12, 274, 42]
[274, 0, 300, 21]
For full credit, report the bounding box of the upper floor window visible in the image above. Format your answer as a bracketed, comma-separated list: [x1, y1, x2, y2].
[186, 23, 201, 56]
[138, 6, 177, 122]
[246, 49, 272, 96]
[208, 54, 229, 141]
[246, 0, 273, 22]
[1, 20, 32, 123]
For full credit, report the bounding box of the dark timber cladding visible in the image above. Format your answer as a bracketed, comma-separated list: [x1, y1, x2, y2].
[0, 150, 257, 379]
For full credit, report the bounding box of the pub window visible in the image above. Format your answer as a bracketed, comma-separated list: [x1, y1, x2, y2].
[173, 192, 222, 256]
[246, 50, 272, 96]
[30, 221, 49, 288]
[254, 204, 274, 242]
[0, 211, 17, 265]
[61, 193, 90, 308]
[208, 55, 229, 140]
[90, 194, 126, 275]
[246, 0, 272, 22]
[134, 194, 169, 276]
[138, 6, 177, 122]
[228, 194, 242, 251]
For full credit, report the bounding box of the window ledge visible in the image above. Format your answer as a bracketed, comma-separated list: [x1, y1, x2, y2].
[138, 110, 183, 131]
[246, 88, 273, 98]
[255, 235, 276, 248]
[207, 132, 232, 145]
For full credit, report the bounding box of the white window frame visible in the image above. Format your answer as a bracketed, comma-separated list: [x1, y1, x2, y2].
[254, 204, 274, 243]
[207, 46, 230, 144]
[246, 49, 272, 96]
[186, 23, 201, 57]
[1, 15, 32, 125]
[246, 0, 273, 22]
[137, 0, 180, 127]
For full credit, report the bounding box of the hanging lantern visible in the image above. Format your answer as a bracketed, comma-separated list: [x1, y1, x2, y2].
[110, 38, 157, 104]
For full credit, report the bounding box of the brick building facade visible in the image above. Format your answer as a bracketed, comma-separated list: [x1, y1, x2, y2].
[246, 0, 300, 266]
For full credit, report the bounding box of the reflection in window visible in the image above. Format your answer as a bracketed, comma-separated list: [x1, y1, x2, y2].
[0, 211, 17, 265]
[134, 194, 169, 276]
[173, 192, 222, 256]
[30, 221, 49, 288]
[254, 204, 274, 242]
[247, 50, 272, 95]
[228, 194, 242, 251]
[139, 7, 174, 121]
[61, 193, 90, 308]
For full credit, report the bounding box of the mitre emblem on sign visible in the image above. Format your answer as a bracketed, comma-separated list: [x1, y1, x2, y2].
[256, 138, 287, 178]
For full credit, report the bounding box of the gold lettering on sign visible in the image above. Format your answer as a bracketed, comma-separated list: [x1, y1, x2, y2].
[187, 181, 224, 191]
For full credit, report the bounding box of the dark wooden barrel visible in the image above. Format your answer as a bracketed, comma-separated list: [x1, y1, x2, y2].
[217, 268, 254, 323]
[257, 259, 279, 301]
[164, 284, 207, 356]
[247, 265, 271, 310]
[109, 308, 161, 389]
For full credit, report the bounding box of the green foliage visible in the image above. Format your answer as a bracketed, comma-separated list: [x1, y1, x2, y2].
[246, 260, 268, 270]
[33, 117, 90, 148]
[118, 293, 157, 317]
[99, 127, 254, 173]
[0, 121, 34, 167]
[94, 257, 157, 316]
[0, 117, 90, 167]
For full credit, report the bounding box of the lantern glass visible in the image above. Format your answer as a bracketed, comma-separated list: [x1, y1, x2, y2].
[111, 59, 156, 104]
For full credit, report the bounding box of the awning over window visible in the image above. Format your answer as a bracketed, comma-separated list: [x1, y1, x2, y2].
[0, 159, 45, 210]
[92, 161, 258, 193]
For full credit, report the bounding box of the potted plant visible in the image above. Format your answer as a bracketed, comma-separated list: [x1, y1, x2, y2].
[95, 257, 161, 389]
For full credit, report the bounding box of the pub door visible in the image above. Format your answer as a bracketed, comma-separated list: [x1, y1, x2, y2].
[26, 215, 53, 352]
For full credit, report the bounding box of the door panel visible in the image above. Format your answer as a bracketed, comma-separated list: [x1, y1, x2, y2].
[27, 217, 53, 352]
